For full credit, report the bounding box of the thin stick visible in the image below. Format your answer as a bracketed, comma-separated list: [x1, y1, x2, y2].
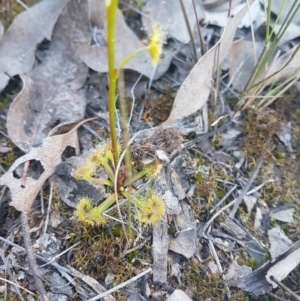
[267, 291, 287, 301]
[14, 0, 29, 10]
[43, 182, 53, 235]
[0, 235, 70, 274]
[203, 198, 237, 237]
[178, 0, 198, 62]
[0, 186, 7, 203]
[0, 276, 36, 296]
[229, 156, 264, 218]
[21, 212, 50, 301]
[39, 241, 81, 268]
[191, 0, 206, 55]
[269, 275, 300, 301]
[6, 257, 24, 301]
[227, 0, 232, 17]
[210, 184, 237, 214]
[40, 188, 44, 214]
[86, 268, 152, 301]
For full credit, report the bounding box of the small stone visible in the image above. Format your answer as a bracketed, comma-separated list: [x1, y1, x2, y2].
[166, 290, 194, 301]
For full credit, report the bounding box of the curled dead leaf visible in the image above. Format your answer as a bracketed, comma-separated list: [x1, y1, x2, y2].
[0, 120, 90, 212]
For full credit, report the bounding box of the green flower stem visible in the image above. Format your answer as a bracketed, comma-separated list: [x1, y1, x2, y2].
[97, 193, 118, 213]
[90, 178, 113, 187]
[106, 0, 119, 169]
[123, 168, 148, 187]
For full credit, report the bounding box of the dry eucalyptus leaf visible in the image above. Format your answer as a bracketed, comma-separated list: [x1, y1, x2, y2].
[0, 0, 69, 91]
[73, 1, 172, 80]
[7, 0, 90, 152]
[268, 227, 293, 259]
[142, 0, 205, 43]
[164, 1, 254, 124]
[0, 121, 84, 212]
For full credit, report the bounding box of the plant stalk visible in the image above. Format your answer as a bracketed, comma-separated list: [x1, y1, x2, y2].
[106, 0, 119, 169]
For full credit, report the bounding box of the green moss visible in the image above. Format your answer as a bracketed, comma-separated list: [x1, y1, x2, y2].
[237, 253, 258, 270]
[240, 109, 281, 162]
[0, 0, 39, 29]
[125, 250, 139, 262]
[181, 261, 248, 301]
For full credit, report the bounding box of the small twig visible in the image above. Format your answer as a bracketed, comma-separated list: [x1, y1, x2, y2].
[267, 291, 287, 301]
[210, 184, 237, 214]
[247, 180, 274, 195]
[0, 276, 36, 296]
[229, 155, 264, 218]
[66, 265, 114, 300]
[208, 239, 223, 273]
[227, 0, 232, 17]
[43, 182, 53, 235]
[269, 275, 300, 301]
[191, 0, 206, 55]
[14, 0, 29, 10]
[0, 235, 70, 274]
[202, 198, 236, 237]
[6, 259, 24, 301]
[122, 237, 151, 257]
[82, 124, 104, 142]
[40, 188, 45, 215]
[39, 241, 81, 268]
[0, 186, 7, 203]
[178, 0, 198, 63]
[86, 268, 152, 301]
[21, 212, 50, 301]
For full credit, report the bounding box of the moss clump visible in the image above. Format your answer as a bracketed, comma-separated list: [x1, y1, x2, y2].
[237, 252, 258, 270]
[240, 108, 281, 163]
[191, 161, 233, 214]
[68, 223, 133, 282]
[181, 261, 247, 301]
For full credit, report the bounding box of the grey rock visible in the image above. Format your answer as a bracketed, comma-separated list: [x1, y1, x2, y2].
[166, 290, 193, 301]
